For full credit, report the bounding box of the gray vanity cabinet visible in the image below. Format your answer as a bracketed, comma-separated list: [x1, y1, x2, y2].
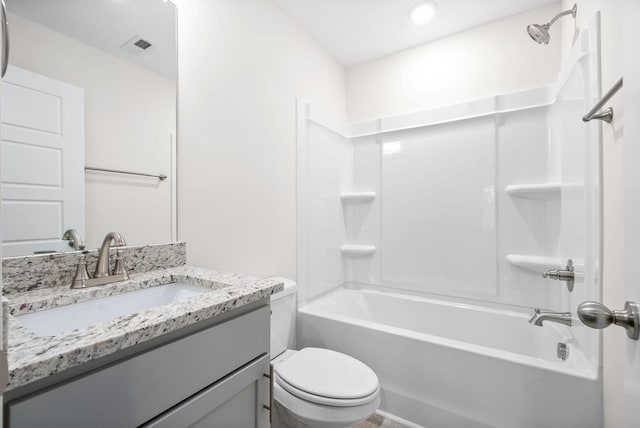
[6, 305, 271, 428]
[143, 354, 270, 427]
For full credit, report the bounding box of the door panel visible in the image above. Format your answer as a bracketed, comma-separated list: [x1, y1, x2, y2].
[0, 65, 84, 256]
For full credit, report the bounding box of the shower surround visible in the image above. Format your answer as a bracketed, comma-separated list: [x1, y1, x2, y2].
[296, 18, 603, 428]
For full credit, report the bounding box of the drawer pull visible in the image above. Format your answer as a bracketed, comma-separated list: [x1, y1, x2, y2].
[263, 366, 273, 423]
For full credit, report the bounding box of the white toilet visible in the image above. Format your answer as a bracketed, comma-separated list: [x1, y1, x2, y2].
[269, 278, 381, 428]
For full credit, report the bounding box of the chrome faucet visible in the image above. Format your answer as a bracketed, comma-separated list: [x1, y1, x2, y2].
[95, 232, 127, 278]
[70, 232, 129, 289]
[62, 229, 86, 251]
[529, 308, 572, 327]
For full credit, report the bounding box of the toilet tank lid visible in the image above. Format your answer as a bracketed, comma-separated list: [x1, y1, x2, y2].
[268, 276, 297, 300]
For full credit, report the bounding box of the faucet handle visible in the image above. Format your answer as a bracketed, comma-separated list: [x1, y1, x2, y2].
[113, 248, 129, 279]
[577, 301, 639, 339]
[70, 251, 92, 289]
[542, 259, 575, 292]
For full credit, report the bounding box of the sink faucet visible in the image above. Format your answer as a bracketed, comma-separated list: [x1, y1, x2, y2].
[95, 232, 127, 278]
[529, 308, 572, 326]
[62, 229, 86, 251]
[70, 232, 129, 289]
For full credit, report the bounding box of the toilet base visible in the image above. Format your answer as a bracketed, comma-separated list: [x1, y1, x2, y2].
[272, 400, 358, 428]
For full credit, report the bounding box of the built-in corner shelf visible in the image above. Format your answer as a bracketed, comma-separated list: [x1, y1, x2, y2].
[505, 183, 584, 200]
[340, 192, 376, 203]
[506, 254, 584, 273]
[505, 184, 561, 200]
[506, 254, 564, 272]
[341, 245, 376, 256]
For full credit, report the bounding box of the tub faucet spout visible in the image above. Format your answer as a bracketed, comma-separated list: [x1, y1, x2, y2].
[529, 308, 572, 326]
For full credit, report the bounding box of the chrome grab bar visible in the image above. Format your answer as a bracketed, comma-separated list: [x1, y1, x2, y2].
[1, 0, 9, 78]
[582, 77, 623, 123]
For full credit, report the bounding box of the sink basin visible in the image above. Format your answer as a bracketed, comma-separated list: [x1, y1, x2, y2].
[17, 282, 212, 337]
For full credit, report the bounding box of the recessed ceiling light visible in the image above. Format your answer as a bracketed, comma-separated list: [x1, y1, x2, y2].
[409, 1, 438, 25]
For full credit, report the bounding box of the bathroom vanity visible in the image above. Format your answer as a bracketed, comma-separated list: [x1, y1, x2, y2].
[1, 244, 282, 428]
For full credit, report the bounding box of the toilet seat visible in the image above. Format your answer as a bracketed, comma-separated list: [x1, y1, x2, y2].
[274, 347, 379, 407]
[275, 373, 380, 407]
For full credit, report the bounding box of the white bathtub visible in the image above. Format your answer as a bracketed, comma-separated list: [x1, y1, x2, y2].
[297, 285, 601, 428]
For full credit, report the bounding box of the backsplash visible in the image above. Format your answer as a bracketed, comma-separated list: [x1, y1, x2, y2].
[2, 242, 186, 296]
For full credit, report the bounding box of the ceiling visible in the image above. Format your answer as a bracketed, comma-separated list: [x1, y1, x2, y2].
[273, 0, 558, 67]
[6, 1, 558, 75]
[6, 0, 177, 78]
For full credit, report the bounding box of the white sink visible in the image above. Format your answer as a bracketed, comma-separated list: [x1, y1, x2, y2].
[17, 282, 212, 337]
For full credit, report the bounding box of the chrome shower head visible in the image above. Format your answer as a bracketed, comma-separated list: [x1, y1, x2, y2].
[527, 3, 577, 45]
[527, 23, 550, 45]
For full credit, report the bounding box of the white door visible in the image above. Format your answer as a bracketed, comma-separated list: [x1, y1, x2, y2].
[0, 65, 84, 256]
[624, 0, 640, 425]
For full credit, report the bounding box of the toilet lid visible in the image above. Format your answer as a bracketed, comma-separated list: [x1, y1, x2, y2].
[275, 348, 379, 401]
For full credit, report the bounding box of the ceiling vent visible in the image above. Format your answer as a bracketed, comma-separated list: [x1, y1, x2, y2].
[120, 35, 154, 56]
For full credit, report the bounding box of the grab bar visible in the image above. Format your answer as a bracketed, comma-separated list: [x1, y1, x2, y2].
[582, 78, 623, 123]
[85, 166, 167, 181]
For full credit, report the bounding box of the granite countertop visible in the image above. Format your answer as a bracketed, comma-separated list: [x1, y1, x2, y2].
[4, 266, 283, 392]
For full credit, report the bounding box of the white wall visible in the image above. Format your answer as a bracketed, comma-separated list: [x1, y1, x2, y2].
[8, 13, 176, 249]
[558, 2, 625, 427]
[174, 0, 346, 278]
[297, 117, 351, 302]
[346, 2, 563, 123]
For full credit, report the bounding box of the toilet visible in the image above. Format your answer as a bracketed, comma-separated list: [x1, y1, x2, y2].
[269, 278, 381, 428]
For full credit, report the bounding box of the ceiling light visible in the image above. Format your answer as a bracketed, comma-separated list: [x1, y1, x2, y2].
[409, 1, 438, 25]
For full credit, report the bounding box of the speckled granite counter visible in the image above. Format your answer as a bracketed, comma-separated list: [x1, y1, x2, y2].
[5, 266, 282, 392]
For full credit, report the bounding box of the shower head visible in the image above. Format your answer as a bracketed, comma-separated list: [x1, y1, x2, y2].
[527, 3, 577, 45]
[527, 23, 550, 45]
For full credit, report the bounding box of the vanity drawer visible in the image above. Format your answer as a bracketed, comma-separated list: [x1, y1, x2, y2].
[142, 354, 270, 428]
[7, 305, 270, 428]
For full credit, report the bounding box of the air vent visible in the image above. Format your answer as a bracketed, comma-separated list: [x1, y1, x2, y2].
[134, 39, 152, 50]
[120, 35, 154, 56]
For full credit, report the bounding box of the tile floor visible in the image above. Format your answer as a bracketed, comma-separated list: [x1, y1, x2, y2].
[355, 413, 408, 428]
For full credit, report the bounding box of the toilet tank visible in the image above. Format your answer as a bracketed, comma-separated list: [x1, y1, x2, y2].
[269, 277, 297, 358]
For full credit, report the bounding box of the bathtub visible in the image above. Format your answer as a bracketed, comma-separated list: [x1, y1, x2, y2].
[297, 285, 601, 428]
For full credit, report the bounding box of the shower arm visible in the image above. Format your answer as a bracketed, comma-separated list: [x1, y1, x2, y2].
[548, 4, 577, 26]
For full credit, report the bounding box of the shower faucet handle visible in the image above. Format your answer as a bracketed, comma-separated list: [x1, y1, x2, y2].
[577, 301, 639, 340]
[542, 259, 575, 292]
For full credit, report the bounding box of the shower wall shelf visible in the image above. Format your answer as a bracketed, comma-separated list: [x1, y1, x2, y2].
[505, 183, 561, 199]
[506, 254, 584, 273]
[340, 192, 376, 203]
[505, 183, 584, 200]
[341, 245, 376, 256]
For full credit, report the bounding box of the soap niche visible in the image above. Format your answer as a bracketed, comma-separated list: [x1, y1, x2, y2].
[341, 192, 376, 243]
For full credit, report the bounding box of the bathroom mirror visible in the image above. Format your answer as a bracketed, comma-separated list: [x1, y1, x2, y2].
[1, 0, 177, 257]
